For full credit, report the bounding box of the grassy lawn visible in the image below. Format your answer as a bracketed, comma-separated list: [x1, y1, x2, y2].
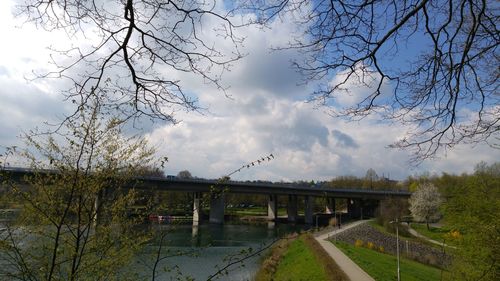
[410, 224, 453, 242]
[226, 207, 288, 216]
[227, 207, 267, 216]
[368, 220, 414, 239]
[333, 241, 445, 281]
[273, 237, 330, 281]
[256, 234, 348, 281]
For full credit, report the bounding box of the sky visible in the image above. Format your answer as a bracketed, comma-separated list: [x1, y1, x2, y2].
[0, 0, 498, 182]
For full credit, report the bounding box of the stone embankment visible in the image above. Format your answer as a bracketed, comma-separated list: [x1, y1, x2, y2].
[332, 222, 451, 268]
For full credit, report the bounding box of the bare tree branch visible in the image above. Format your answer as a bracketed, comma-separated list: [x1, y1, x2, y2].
[16, 0, 246, 124]
[245, 0, 499, 162]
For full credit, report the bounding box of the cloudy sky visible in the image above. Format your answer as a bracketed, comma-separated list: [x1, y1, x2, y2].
[0, 0, 498, 182]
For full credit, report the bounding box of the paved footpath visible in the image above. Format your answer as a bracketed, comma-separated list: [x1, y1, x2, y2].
[315, 220, 375, 281]
[407, 226, 457, 249]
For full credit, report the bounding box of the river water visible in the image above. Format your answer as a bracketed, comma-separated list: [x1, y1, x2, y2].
[135, 222, 305, 281]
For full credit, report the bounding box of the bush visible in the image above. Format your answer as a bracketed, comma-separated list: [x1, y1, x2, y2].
[354, 239, 364, 247]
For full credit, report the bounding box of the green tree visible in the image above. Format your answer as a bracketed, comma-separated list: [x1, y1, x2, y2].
[177, 170, 193, 179]
[376, 197, 410, 235]
[0, 102, 158, 280]
[363, 168, 378, 189]
[443, 162, 500, 281]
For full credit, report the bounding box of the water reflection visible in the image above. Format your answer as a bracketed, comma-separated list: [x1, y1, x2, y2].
[136, 222, 305, 280]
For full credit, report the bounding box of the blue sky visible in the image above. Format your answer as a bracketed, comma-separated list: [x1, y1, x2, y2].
[0, 0, 498, 181]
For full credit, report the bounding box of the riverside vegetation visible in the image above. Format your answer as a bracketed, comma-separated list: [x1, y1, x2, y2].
[255, 233, 348, 281]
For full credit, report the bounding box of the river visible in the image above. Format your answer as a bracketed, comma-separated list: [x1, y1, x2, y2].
[135, 222, 305, 281]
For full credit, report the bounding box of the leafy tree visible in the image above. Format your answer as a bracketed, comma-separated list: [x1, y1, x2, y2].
[376, 197, 411, 235]
[0, 101, 158, 280]
[325, 175, 363, 189]
[137, 166, 165, 178]
[177, 170, 193, 179]
[443, 162, 500, 281]
[409, 183, 443, 229]
[250, 0, 499, 161]
[363, 168, 378, 189]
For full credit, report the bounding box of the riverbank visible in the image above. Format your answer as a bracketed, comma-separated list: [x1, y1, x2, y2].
[255, 233, 349, 281]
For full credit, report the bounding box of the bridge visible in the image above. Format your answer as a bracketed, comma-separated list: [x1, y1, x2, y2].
[1, 167, 412, 225]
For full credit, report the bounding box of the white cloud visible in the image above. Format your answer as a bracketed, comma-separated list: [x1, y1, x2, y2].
[0, 0, 498, 183]
[146, 90, 496, 181]
[328, 63, 392, 108]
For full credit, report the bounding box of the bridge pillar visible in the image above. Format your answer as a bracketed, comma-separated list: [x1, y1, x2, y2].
[287, 195, 298, 223]
[325, 197, 335, 214]
[209, 193, 225, 224]
[347, 199, 363, 219]
[93, 190, 102, 227]
[193, 192, 202, 226]
[93, 188, 106, 227]
[304, 196, 314, 225]
[267, 194, 278, 221]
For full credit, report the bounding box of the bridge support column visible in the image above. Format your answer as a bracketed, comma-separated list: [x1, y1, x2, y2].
[287, 195, 298, 223]
[304, 196, 314, 225]
[209, 193, 225, 224]
[267, 194, 278, 221]
[325, 197, 335, 214]
[93, 188, 105, 227]
[193, 192, 202, 226]
[347, 199, 363, 219]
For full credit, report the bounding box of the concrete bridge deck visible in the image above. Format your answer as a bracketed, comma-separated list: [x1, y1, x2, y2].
[1, 167, 412, 225]
[135, 177, 411, 200]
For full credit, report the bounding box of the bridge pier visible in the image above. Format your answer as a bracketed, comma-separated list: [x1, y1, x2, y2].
[93, 189, 102, 227]
[287, 194, 298, 223]
[209, 193, 225, 224]
[304, 196, 314, 225]
[347, 199, 364, 219]
[193, 192, 202, 226]
[267, 194, 278, 221]
[325, 197, 335, 214]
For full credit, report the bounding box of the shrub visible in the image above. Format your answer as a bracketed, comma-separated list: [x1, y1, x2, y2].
[366, 242, 375, 250]
[354, 239, 364, 247]
[378, 246, 384, 253]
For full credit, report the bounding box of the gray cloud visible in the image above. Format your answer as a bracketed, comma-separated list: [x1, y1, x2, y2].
[331, 129, 359, 149]
[0, 78, 71, 146]
[278, 113, 329, 151]
[235, 50, 304, 96]
[238, 94, 270, 116]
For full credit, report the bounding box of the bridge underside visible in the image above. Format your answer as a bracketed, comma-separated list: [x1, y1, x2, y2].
[188, 192, 381, 225]
[2, 168, 409, 225]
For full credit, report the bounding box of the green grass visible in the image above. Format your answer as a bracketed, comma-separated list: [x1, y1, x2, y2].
[272, 237, 331, 281]
[333, 241, 445, 281]
[226, 207, 288, 216]
[368, 220, 414, 238]
[227, 207, 266, 215]
[411, 224, 451, 241]
[368, 220, 393, 234]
